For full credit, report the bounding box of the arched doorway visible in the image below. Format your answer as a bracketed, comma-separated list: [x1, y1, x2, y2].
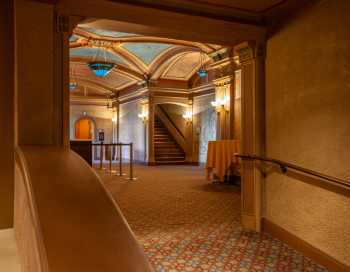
[75, 118, 95, 140]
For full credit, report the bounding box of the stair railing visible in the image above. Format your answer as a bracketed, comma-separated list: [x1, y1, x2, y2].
[235, 154, 350, 190]
[155, 105, 186, 152]
[157, 105, 185, 138]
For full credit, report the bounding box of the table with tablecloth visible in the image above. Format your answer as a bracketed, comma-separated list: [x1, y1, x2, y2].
[206, 140, 240, 182]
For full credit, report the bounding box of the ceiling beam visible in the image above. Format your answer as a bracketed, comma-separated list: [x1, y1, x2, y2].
[57, 0, 266, 45]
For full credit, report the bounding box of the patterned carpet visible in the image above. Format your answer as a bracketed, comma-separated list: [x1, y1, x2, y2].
[98, 165, 327, 272]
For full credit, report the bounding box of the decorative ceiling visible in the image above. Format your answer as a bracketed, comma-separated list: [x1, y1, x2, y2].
[70, 26, 226, 97]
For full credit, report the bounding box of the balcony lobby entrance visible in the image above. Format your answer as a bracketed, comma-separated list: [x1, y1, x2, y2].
[2, 1, 350, 272]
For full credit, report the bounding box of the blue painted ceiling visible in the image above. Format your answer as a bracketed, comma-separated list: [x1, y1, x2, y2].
[70, 48, 126, 64]
[121, 43, 173, 65]
[80, 27, 140, 38]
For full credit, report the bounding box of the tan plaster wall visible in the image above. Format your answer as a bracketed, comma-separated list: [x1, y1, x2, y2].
[0, 0, 14, 228]
[119, 101, 146, 162]
[266, 0, 350, 266]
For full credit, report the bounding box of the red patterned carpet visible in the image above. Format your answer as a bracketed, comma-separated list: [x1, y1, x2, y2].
[98, 165, 327, 272]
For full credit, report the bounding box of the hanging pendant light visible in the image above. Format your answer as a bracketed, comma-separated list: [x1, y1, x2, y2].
[88, 43, 116, 77]
[197, 51, 208, 78]
[69, 82, 78, 91]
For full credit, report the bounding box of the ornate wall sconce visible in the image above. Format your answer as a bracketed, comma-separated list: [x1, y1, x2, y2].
[212, 76, 232, 112]
[182, 110, 193, 123]
[138, 112, 148, 123]
[211, 97, 230, 112]
[138, 100, 149, 123]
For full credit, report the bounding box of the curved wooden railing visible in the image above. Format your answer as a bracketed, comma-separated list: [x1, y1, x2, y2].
[236, 154, 350, 190]
[15, 146, 153, 272]
[15, 147, 49, 272]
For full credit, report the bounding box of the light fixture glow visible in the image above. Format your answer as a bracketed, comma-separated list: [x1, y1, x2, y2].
[69, 82, 77, 91]
[182, 110, 193, 123]
[211, 97, 229, 111]
[138, 112, 148, 123]
[211, 101, 217, 107]
[197, 68, 207, 78]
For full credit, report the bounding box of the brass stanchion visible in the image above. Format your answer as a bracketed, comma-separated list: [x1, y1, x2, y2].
[125, 143, 137, 181]
[116, 144, 126, 176]
[108, 145, 116, 174]
[99, 143, 105, 170]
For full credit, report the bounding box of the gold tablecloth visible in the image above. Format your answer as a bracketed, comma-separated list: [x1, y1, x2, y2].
[206, 140, 240, 182]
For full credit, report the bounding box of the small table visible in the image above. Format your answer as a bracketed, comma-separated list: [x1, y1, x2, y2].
[206, 140, 240, 182]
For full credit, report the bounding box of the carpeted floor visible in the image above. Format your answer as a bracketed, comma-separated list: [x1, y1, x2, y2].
[97, 164, 327, 272]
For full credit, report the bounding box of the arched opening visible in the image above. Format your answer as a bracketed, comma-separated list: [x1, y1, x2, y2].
[74, 118, 95, 140]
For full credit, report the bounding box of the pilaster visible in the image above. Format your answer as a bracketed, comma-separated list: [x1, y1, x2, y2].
[15, 0, 72, 146]
[236, 41, 266, 231]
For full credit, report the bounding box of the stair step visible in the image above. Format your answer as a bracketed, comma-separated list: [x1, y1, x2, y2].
[156, 158, 185, 162]
[156, 151, 185, 155]
[156, 153, 185, 157]
[154, 161, 186, 165]
[154, 114, 186, 165]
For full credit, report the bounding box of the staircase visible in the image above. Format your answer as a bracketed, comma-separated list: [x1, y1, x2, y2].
[154, 115, 186, 165]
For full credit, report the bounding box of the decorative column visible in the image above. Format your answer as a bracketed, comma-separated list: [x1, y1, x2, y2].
[235, 41, 265, 231]
[147, 91, 156, 165]
[183, 98, 195, 163]
[138, 99, 149, 163]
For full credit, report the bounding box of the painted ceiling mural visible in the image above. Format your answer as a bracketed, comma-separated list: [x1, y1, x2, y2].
[70, 26, 226, 98]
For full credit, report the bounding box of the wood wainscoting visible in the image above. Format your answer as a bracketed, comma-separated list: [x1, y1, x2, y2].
[261, 218, 350, 272]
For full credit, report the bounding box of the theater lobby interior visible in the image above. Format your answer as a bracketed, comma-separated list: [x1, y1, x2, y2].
[1, 0, 350, 272]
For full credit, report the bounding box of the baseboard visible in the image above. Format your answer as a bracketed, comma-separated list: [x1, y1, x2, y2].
[262, 218, 350, 272]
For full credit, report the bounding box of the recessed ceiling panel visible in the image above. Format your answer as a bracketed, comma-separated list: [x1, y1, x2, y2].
[122, 43, 173, 66]
[72, 64, 134, 89]
[69, 35, 79, 42]
[80, 27, 140, 38]
[162, 52, 201, 80]
[70, 48, 126, 65]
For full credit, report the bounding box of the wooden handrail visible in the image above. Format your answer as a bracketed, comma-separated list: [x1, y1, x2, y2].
[158, 104, 185, 139]
[235, 154, 350, 190]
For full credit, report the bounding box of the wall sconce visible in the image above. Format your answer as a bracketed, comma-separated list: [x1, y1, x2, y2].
[138, 112, 148, 123]
[211, 97, 230, 112]
[112, 116, 117, 123]
[182, 110, 193, 123]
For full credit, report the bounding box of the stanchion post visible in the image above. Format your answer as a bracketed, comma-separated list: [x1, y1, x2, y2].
[116, 144, 126, 176]
[99, 143, 104, 170]
[109, 145, 113, 174]
[125, 142, 137, 181]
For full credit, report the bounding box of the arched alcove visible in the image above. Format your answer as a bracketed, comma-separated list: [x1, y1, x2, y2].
[74, 117, 96, 140]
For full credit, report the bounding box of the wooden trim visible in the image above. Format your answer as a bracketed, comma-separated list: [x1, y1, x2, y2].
[262, 218, 350, 272]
